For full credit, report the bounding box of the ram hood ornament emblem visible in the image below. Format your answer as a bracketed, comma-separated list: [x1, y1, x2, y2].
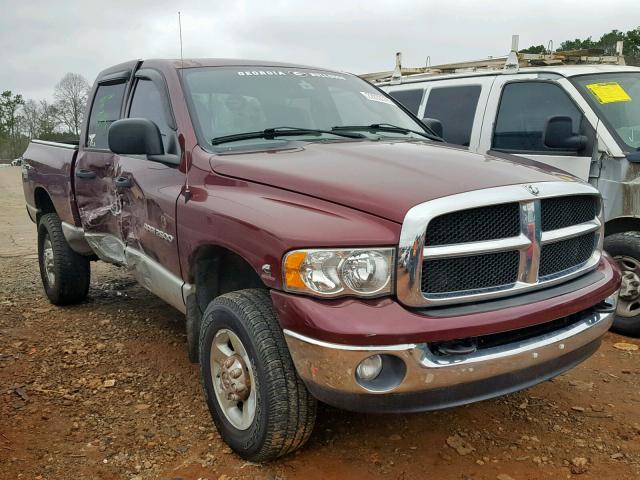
[524, 184, 540, 196]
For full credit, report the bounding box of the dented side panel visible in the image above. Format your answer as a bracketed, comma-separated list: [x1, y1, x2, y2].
[597, 155, 640, 222]
[74, 148, 125, 263]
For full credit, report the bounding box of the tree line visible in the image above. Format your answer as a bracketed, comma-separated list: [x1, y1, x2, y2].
[0, 73, 89, 160]
[521, 26, 640, 61]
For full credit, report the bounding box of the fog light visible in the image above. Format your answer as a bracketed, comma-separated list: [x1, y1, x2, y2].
[356, 355, 383, 381]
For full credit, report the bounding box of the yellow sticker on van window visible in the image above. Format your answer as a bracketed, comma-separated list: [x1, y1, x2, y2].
[586, 82, 632, 104]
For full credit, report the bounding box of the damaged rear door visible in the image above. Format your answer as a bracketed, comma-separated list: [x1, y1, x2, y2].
[75, 67, 133, 264]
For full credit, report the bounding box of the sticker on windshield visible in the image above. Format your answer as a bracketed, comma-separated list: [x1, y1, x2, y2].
[360, 91, 394, 105]
[236, 70, 345, 80]
[585, 82, 632, 104]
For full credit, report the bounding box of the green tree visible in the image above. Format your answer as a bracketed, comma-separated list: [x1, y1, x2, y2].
[523, 27, 640, 63]
[0, 90, 25, 158]
[520, 44, 547, 54]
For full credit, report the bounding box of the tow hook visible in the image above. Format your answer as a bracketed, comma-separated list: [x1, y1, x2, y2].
[593, 291, 620, 314]
[434, 339, 478, 356]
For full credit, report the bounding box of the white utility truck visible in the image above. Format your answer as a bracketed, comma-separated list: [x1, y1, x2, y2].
[366, 38, 640, 335]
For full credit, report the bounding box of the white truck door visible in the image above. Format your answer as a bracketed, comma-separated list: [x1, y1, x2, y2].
[480, 75, 596, 180]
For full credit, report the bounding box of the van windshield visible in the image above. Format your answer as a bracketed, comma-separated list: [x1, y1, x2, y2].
[573, 72, 640, 151]
[181, 66, 430, 149]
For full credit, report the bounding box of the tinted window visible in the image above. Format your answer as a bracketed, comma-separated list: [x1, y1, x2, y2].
[493, 82, 583, 153]
[388, 89, 424, 115]
[129, 79, 171, 150]
[423, 85, 480, 146]
[87, 82, 126, 149]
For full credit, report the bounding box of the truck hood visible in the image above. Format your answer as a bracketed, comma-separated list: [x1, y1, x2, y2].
[210, 141, 576, 224]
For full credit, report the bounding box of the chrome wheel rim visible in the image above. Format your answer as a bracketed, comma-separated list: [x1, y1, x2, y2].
[43, 236, 55, 287]
[615, 255, 640, 318]
[210, 328, 256, 430]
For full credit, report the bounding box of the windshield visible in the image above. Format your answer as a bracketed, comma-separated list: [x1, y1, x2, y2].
[573, 72, 640, 151]
[181, 66, 429, 149]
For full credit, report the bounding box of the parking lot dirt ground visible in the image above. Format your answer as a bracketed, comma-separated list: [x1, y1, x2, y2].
[1, 166, 640, 480]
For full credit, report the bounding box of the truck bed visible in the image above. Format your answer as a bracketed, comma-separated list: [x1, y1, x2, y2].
[22, 139, 80, 227]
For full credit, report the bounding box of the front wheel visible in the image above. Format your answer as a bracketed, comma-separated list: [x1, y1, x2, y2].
[604, 232, 640, 337]
[199, 289, 316, 462]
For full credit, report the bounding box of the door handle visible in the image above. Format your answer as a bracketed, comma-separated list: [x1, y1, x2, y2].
[114, 176, 133, 188]
[75, 169, 96, 179]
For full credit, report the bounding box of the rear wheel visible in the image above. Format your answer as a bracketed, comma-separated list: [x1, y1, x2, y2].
[199, 289, 316, 461]
[37, 213, 90, 305]
[604, 232, 640, 337]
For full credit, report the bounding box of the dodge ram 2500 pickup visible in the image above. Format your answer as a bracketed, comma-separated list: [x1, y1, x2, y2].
[22, 58, 621, 461]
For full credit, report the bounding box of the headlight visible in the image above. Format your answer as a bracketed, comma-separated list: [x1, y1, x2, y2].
[283, 248, 394, 297]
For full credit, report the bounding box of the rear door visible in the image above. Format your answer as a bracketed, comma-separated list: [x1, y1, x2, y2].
[75, 69, 133, 264]
[481, 76, 596, 180]
[420, 78, 495, 149]
[387, 77, 495, 149]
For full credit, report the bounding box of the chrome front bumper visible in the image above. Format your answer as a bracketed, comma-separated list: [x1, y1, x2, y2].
[284, 304, 615, 412]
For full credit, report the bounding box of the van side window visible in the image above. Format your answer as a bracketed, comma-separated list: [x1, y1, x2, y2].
[388, 89, 424, 115]
[423, 85, 481, 146]
[129, 79, 173, 152]
[86, 82, 126, 149]
[493, 82, 586, 154]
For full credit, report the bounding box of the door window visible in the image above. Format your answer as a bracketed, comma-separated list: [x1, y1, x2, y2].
[423, 85, 481, 146]
[388, 89, 424, 115]
[129, 79, 173, 151]
[493, 81, 588, 155]
[86, 82, 126, 149]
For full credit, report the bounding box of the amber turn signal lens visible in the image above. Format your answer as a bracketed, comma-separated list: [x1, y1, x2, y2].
[284, 251, 307, 289]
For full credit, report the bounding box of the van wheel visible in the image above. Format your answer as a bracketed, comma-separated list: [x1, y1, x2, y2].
[37, 213, 90, 305]
[199, 289, 316, 461]
[604, 232, 640, 337]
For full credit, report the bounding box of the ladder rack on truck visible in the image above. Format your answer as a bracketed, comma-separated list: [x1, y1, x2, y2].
[362, 35, 626, 84]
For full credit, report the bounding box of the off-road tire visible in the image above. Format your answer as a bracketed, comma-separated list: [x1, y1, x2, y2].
[604, 232, 640, 337]
[199, 289, 317, 461]
[37, 213, 90, 305]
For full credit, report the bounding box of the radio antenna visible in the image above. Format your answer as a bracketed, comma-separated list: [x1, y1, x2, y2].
[178, 11, 184, 69]
[178, 11, 192, 202]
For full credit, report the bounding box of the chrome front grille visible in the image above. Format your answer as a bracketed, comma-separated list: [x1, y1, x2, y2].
[541, 195, 598, 231]
[422, 250, 520, 294]
[539, 232, 596, 278]
[425, 203, 521, 245]
[396, 182, 603, 307]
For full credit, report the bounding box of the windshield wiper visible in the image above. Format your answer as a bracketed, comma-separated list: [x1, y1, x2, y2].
[332, 123, 442, 141]
[211, 127, 364, 145]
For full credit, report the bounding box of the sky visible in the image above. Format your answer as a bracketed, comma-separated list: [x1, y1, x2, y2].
[1, 0, 639, 101]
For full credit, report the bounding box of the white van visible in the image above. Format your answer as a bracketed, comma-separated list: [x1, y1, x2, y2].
[373, 54, 640, 336]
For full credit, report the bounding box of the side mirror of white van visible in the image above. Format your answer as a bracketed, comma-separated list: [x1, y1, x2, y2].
[422, 117, 444, 139]
[544, 116, 587, 151]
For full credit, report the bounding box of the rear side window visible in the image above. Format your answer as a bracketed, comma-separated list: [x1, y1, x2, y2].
[86, 82, 126, 149]
[493, 82, 583, 153]
[388, 89, 424, 115]
[423, 85, 481, 146]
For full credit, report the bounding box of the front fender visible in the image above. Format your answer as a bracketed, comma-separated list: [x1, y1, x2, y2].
[176, 168, 400, 289]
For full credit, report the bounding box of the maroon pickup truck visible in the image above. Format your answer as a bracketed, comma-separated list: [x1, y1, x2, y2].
[22, 58, 620, 461]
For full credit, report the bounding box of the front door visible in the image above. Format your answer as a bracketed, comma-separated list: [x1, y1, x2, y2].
[481, 76, 596, 180]
[115, 71, 186, 311]
[75, 72, 131, 264]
